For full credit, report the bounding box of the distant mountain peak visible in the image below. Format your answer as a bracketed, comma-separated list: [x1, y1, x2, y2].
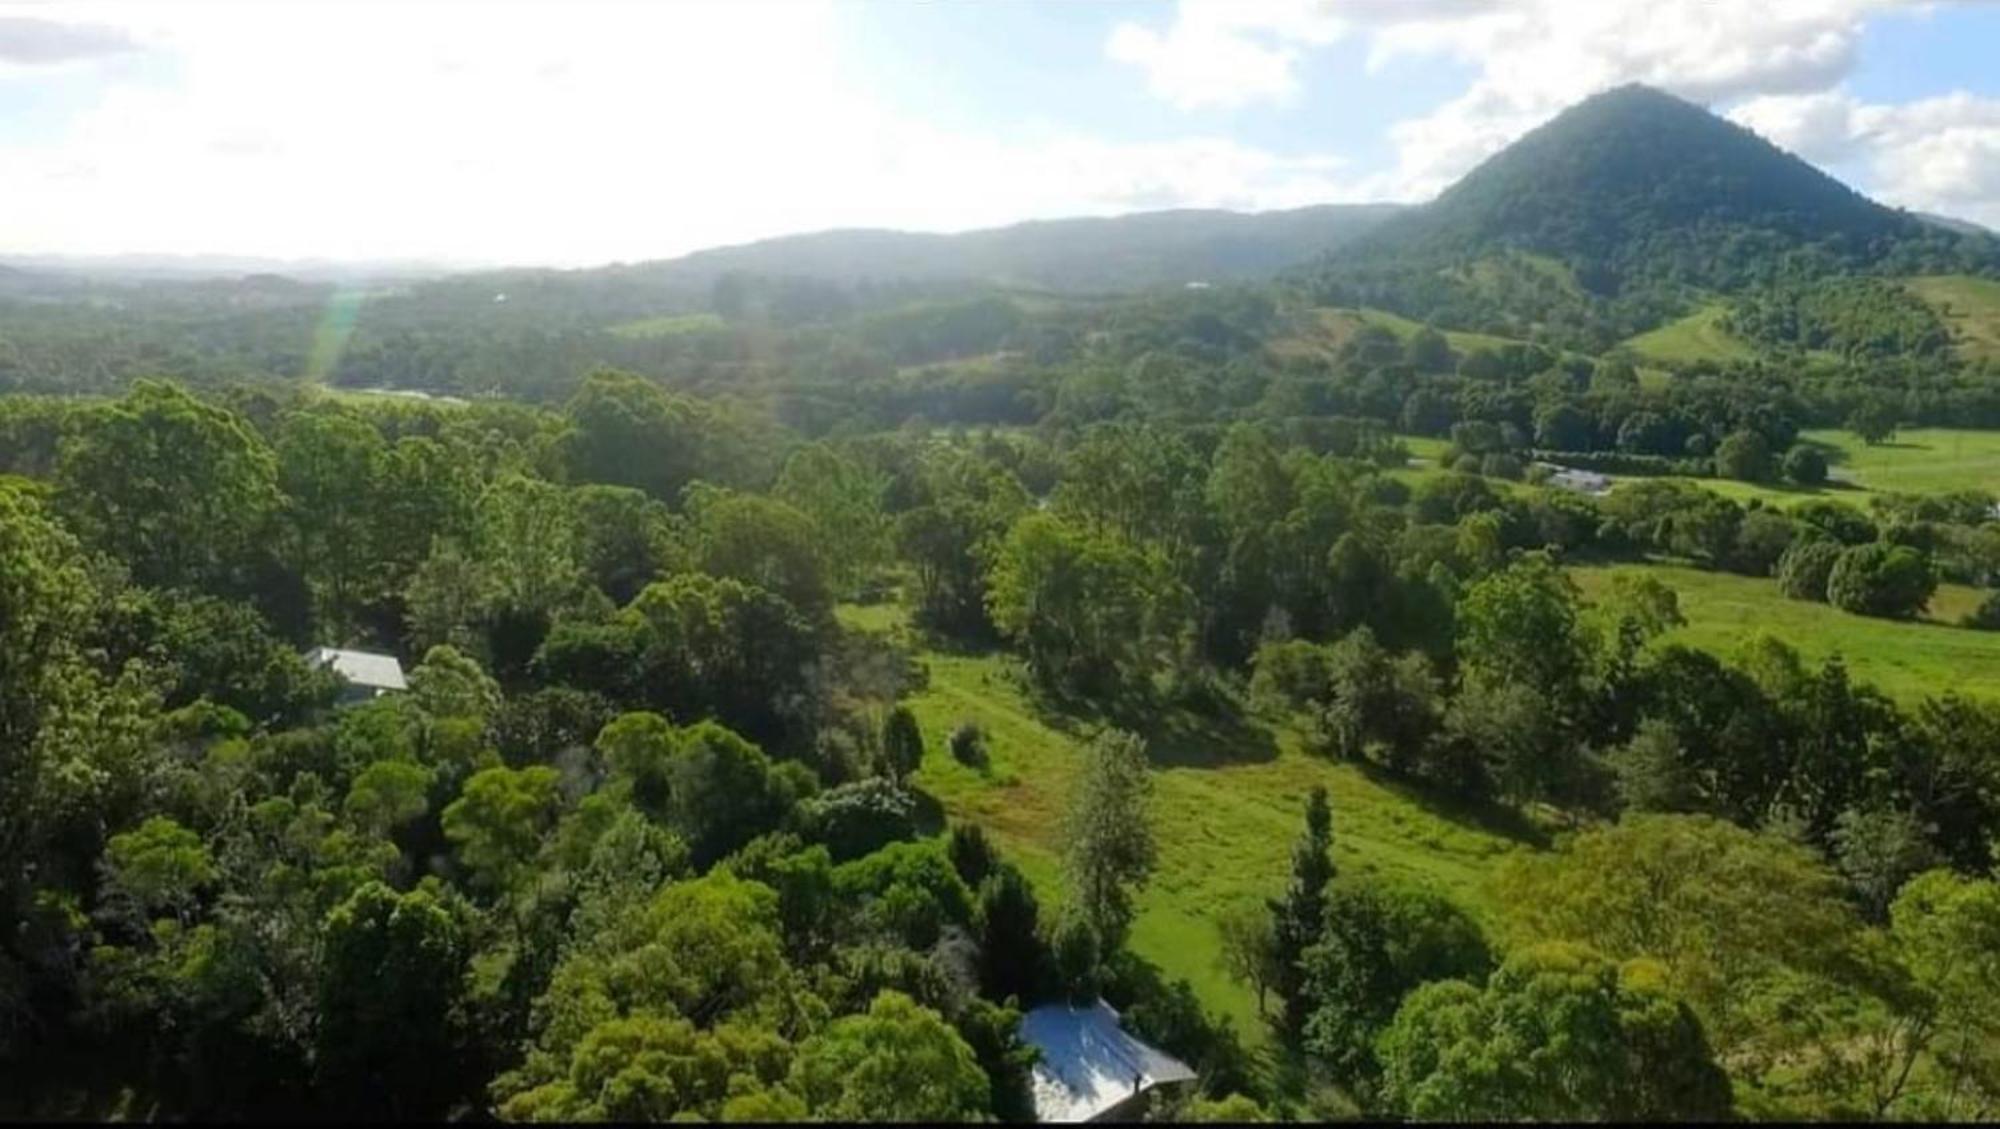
[1325, 79, 1984, 296]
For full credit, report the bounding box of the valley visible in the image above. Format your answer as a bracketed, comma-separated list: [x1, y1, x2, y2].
[5, 75, 2000, 1125]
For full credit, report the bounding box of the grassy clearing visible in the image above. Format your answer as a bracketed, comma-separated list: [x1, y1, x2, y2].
[1277, 307, 1528, 361]
[1641, 474, 1855, 507]
[1394, 433, 1451, 461]
[1623, 304, 1758, 365]
[606, 312, 726, 338]
[1349, 307, 1527, 355]
[1904, 274, 2000, 362]
[1570, 561, 2000, 704]
[838, 604, 1531, 1043]
[1581, 426, 2000, 508]
[1800, 427, 2000, 496]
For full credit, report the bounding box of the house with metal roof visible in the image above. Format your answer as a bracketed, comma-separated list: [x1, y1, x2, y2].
[1534, 461, 1613, 495]
[1018, 998, 1197, 1123]
[304, 646, 408, 705]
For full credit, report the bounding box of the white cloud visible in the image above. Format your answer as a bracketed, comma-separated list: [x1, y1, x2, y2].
[1106, 0, 1345, 110]
[0, 1, 1362, 265]
[1104, 0, 1503, 111]
[1733, 90, 2000, 227]
[0, 15, 134, 65]
[1351, 0, 1897, 199]
[1110, 0, 1967, 208]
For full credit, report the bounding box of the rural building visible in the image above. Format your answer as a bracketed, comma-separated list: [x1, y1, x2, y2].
[1019, 998, 1196, 1122]
[1535, 461, 1612, 495]
[304, 646, 408, 704]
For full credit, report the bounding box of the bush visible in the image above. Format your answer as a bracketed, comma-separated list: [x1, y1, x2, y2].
[1963, 591, 2000, 631]
[801, 779, 919, 862]
[1730, 509, 1799, 577]
[1782, 444, 1829, 486]
[1776, 538, 1843, 602]
[1248, 638, 1336, 713]
[948, 721, 989, 769]
[1792, 499, 1876, 545]
[1826, 542, 1936, 620]
[1479, 452, 1525, 481]
[1714, 430, 1772, 483]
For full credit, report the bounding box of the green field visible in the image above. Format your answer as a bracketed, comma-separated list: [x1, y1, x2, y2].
[840, 603, 1529, 1044]
[606, 312, 727, 338]
[1395, 434, 1450, 461]
[1623, 303, 1758, 365]
[1571, 562, 2000, 703]
[1278, 307, 1528, 362]
[1799, 427, 2000, 495]
[1905, 274, 2000, 362]
[1347, 307, 1527, 355]
[1570, 428, 2000, 509]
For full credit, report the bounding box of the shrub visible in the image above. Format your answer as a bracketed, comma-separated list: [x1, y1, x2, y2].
[948, 721, 989, 769]
[1776, 538, 1842, 602]
[801, 779, 918, 862]
[1714, 430, 1772, 483]
[1826, 542, 1936, 620]
[1782, 444, 1828, 486]
[1962, 591, 2000, 631]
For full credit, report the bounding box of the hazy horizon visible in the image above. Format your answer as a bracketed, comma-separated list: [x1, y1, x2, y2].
[3, 0, 1998, 268]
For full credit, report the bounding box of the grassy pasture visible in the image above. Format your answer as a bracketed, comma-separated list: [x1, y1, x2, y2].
[838, 603, 1531, 1045]
[1622, 303, 1758, 365]
[1799, 427, 2000, 496]
[1570, 561, 2000, 704]
[1904, 274, 2000, 362]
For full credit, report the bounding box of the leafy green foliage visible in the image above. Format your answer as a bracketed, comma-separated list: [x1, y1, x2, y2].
[1378, 943, 1732, 1121]
[1729, 277, 1952, 359]
[1268, 786, 1334, 1040]
[1826, 541, 1937, 619]
[1061, 728, 1155, 952]
[789, 990, 991, 1121]
[56, 380, 281, 595]
[1299, 877, 1491, 1098]
[986, 512, 1189, 700]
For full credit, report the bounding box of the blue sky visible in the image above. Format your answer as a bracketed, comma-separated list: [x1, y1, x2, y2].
[0, 1, 1995, 265]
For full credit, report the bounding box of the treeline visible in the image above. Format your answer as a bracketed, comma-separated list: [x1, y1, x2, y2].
[1, 373, 1307, 1120]
[1727, 277, 1953, 360]
[4, 370, 2000, 1119]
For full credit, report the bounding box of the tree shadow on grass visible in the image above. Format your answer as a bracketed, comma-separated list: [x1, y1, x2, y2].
[1802, 436, 1849, 465]
[1346, 758, 1550, 849]
[1025, 684, 1281, 769]
[1132, 706, 1280, 769]
[909, 786, 948, 838]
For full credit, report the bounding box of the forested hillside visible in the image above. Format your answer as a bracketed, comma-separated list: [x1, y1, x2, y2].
[1302, 84, 2000, 352]
[7, 81, 2000, 1124]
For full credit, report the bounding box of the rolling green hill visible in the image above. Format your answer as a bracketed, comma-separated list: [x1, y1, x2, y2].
[1622, 303, 1758, 364]
[1332, 84, 1981, 294]
[1304, 84, 2000, 353]
[1905, 274, 2000, 361]
[659, 204, 1404, 293]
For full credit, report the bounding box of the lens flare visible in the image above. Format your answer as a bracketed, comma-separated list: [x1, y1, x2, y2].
[305, 285, 364, 383]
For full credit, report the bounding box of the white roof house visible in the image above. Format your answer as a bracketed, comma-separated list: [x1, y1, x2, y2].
[304, 647, 408, 701]
[1019, 999, 1197, 1123]
[1534, 461, 1612, 496]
